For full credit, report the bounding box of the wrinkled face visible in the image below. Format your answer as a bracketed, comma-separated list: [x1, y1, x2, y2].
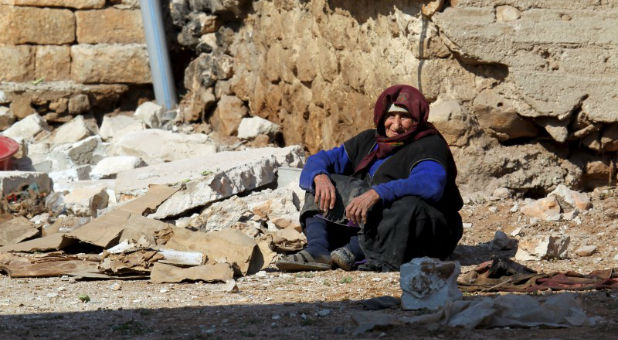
[383, 110, 417, 138]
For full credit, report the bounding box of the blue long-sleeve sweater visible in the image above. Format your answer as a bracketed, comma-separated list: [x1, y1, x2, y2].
[299, 145, 446, 204]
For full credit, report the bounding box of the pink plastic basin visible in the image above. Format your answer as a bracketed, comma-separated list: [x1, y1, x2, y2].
[0, 136, 19, 170]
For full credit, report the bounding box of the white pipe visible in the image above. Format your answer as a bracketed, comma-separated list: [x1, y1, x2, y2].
[139, 0, 177, 111]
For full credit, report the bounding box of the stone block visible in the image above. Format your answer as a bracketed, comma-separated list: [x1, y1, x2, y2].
[51, 115, 92, 145]
[515, 235, 570, 261]
[64, 184, 109, 217]
[76, 8, 144, 44]
[71, 44, 151, 84]
[400, 257, 462, 311]
[0, 45, 35, 82]
[35, 45, 71, 81]
[90, 155, 143, 180]
[0, 0, 105, 9]
[1, 113, 49, 143]
[99, 115, 145, 140]
[237, 116, 281, 140]
[110, 129, 218, 165]
[0, 171, 51, 196]
[133, 101, 162, 128]
[0, 6, 75, 44]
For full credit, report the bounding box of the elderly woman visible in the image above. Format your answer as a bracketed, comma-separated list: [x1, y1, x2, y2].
[277, 85, 463, 272]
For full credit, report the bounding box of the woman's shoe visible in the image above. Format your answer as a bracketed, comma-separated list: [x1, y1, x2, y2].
[330, 247, 356, 271]
[276, 250, 332, 272]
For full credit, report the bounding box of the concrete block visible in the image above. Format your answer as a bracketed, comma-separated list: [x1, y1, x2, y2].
[76, 8, 144, 44]
[91, 155, 144, 179]
[110, 129, 218, 165]
[515, 234, 570, 261]
[133, 101, 162, 128]
[51, 115, 92, 145]
[400, 257, 462, 311]
[99, 114, 145, 140]
[35, 45, 71, 81]
[71, 44, 151, 84]
[0, 45, 35, 82]
[237, 116, 281, 140]
[1, 113, 49, 143]
[0, 171, 51, 196]
[0, 6, 75, 44]
[0, 0, 105, 8]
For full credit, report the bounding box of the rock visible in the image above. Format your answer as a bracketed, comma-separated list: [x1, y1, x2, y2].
[515, 235, 570, 261]
[400, 257, 462, 311]
[427, 96, 473, 147]
[549, 184, 591, 211]
[1, 113, 49, 142]
[421, 0, 444, 17]
[90, 156, 144, 180]
[473, 89, 539, 141]
[237, 116, 281, 140]
[49, 135, 103, 171]
[63, 184, 109, 217]
[496, 5, 521, 22]
[562, 208, 579, 221]
[491, 231, 517, 250]
[0, 106, 16, 131]
[272, 228, 306, 251]
[0, 171, 51, 197]
[71, 44, 151, 84]
[99, 114, 145, 140]
[52, 115, 92, 145]
[210, 95, 247, 136]
[575, 245, 597, 257]
[134, 101, 162, 128]
[520, 196, 561, 221]
[178, 87, 216, 122]
[110, 129, 218, 164]
[490, 187, 511, 200]
[539, 118, 569, 143]
[67, 94, 91, 115]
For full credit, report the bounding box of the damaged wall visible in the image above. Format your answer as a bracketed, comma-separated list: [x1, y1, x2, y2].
[172, 0, 617, 195]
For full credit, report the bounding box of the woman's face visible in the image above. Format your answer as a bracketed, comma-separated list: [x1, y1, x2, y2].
[383, 111, 417, 138]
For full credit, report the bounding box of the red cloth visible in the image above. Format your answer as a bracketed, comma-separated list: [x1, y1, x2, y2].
[354, 84, 441, 175]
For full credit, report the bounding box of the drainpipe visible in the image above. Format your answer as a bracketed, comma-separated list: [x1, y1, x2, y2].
[139, 0, 177, 111]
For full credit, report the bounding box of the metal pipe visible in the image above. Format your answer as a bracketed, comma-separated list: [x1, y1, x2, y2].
[139, 0, 177, 111]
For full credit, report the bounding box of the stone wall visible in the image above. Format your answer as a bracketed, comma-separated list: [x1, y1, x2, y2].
[0, 0, 150, 124]
[172, 0, 618, 195]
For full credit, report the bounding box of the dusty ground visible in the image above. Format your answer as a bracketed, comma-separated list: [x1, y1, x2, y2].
[0, 186, 616, 339]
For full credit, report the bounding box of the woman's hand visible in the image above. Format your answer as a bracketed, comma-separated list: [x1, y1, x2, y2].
[314, 174, 336, 213]
[345, 189, 380, 225]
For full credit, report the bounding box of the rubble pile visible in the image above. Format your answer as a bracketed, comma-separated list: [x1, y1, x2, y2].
[0, 102, 306, 283]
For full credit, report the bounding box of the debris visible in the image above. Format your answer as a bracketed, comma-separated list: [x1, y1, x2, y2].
[0, 252, 99, 278]
[1, 113, 49, 143]
[490, 187, 511, 200]
[272, 227, 306, 252]
[0, 216, 39, 246]
[100, 249, 163, 275]
[0, 233, 74, 252]
[400, 257, 462, 311]
[0, 171, 52, 198]
[515, 234, 570, 261]
[49, 166, 92, 190]
[158, 249, 204, 266]
[99, 114, 145, 141]
[51, 115, 92, 145]
[63, 184, 109, 217]
[549, 184, 592, 211]
[149, 262, 234, 283]
[133, 101, 162, 128]
[520, 196, 561, 221]
[491, 230, 517, 250]
[90, 156, 144, 180]
[237, 116, 281, 140]
[575, 245, 597, 257]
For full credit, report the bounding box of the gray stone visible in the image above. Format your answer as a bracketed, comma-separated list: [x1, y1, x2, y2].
[99, 114, 145, 140]
[51, 115, 92, 145]
[1, 113, 49, 142]
[400, 257, 462, 311]
[134, 101, 162, 128]
[90, 155, 144, 179]
[0, 171, 51, 196]
[237, 116, 281, 140]
[110, 129, 218, 164]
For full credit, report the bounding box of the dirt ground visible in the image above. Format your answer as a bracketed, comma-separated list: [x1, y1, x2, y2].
[0, 187, 616, 339]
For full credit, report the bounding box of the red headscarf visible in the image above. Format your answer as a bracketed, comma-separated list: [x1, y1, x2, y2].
[353, 84, 441, 174]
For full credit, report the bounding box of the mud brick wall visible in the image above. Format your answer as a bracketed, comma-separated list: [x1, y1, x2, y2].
[0, 0, 150, 123]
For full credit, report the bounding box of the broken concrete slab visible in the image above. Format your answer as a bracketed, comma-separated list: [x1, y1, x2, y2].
[1, 113, 49, 142]
[50, 115, 92, 145]
[150, 262, 234, 283]
[99, 114, 145, 140]
[90, 155, 143, 179]
[63, 184, 109, 217]
[163, 228, 260, 276]
[515, 234, 570, 261]
[0, 233, 74, 252]
[400, 257, 462, 311]
[0, 216, 39, 246]
[0, 253, 101, 278]
[110, 129, 218, 164]
[0, 171, 51, 196]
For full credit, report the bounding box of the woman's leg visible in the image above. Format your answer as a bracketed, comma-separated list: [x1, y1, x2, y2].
[303, 215, 331, 258]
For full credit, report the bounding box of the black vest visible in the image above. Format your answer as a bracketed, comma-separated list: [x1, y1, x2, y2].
[343, 129, 463, 213]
